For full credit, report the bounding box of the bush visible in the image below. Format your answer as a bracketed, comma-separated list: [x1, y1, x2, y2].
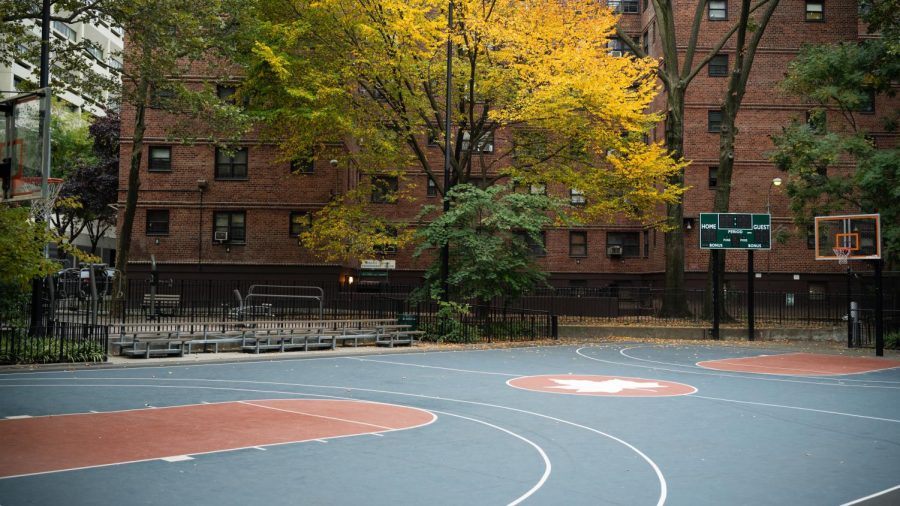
[0, 334, 105, 364]
[885, 331, 900, 350]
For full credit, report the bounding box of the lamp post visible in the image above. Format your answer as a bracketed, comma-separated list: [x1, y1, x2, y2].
[439, 2, 453, 303]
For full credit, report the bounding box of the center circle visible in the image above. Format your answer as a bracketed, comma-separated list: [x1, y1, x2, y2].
[507, 374, 697, 397]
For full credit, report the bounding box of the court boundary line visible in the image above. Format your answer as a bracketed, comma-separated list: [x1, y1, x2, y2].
[840, 483, 900, 506]
[0, 378, 668, 506]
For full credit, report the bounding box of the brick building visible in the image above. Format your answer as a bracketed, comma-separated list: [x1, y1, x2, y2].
[119, 0, 894, 294]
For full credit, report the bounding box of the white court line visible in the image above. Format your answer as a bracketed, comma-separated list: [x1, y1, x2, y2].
[573, 347, 900, 390]
[237, 401, 396, 431]
[5, 415, 32, 419]
[0, 380, 667, 506]
[429, 408, 551, 506]
[349, 357, 521, 377]
[839, 483, 900, 506]
[691, 395, 900, 424]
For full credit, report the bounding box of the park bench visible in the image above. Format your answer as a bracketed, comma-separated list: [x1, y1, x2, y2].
[240, 326, 338, 354]
[374, 325, 424, 347]
[117, 329, 188, 358]
[141, 293, 181, 317]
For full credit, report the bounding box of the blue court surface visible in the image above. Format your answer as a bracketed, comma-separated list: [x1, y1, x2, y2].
[1, 343, 899, 505]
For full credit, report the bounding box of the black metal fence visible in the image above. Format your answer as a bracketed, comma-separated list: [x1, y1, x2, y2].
[0, 322, 108, 365]
[857, 309, 900, 349]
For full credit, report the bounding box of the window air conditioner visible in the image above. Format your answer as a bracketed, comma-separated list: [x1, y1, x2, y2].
[214, 231, 229, 242]
[609, 50, 623, 58]
[607, 245, 623, 256]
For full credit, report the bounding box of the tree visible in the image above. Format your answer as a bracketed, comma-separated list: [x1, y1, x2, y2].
[246, 0, 683, 279]
[414, 183, 560, 305]
[771, 37, 900, 268]
[616, 0, 780, 316]
[0, 1, 120, 100]
[104, 0, 252, 286]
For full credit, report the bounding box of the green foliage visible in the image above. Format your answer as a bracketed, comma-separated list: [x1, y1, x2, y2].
[771, 38, 900, 267]
[0, 207, 61, 289]
[414, 183, 561, 304]
[51, 106, 98, 179]
[0, 333, 105, 364]
[420, 301, 473, 343]
[885, 331, 900, 350]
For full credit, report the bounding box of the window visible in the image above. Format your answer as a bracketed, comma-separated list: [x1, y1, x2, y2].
[570, 188, 586, 206]
[107, 57, 122, 70]
[643, 230, 650, 257]
[859, 89, 875, 114]
[514, 230, 546, 257]
[642, 32, 649, 55]
[215, 147, 248, 179]
[643, 0, 649, 11]
[608, 37, 633, 57]
[290, 155, 315, 174]
[461, 130, 495, 153]
[805, 0, 824, 21]
[807, 225, 816, 249]
[371, 176, 399, 203]
[806, 109, 827, 133]
[709, 54, 729, 77]
[289, 211, 312, 238]
[149, 87, 175, 109]
[708, 166, 718, 189]
[217, 84, 248, 106]
[146, 210, 169, 235]
[708, 110, 723, 132]
[709, 0, 727, 19]
[607, 231, 641, 257]
[52, 21, 77, 42]
[86, 43, 103, 61]
[427, 177, 438, 197]
[569, 231, 588, 257]
[148, 146, 172, 172]
[374, 225, 398, 255]
[608, 0, 639, 14]
[213, 211, 246, 243]
[427, 128, 440, 147]
[529, 183, 546, 195]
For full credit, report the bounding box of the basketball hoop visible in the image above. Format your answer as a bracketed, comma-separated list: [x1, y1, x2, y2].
[833, 246, 851, 265]
[28, 178, 65, 222]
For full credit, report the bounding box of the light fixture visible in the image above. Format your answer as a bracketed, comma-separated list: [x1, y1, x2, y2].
[154, 238, 160, 245]
[348, 276, 354, 285]
[767, 177, 783, 214]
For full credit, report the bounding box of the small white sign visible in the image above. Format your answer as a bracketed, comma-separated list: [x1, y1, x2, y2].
[360, 259, 396, 270]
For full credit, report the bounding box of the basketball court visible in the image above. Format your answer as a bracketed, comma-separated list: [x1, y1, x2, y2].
[2, 343, 899, 505]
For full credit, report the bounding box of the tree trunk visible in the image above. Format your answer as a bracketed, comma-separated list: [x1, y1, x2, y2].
[113, 76, 149, 298]
[659, 88, 691, 317]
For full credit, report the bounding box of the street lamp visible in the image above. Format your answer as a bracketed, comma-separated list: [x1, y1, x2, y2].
[766, 177, 782, 214]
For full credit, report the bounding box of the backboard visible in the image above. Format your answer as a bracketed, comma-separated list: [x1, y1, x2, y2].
[814, 214, 881, 261]
[1, 88, 52, 203]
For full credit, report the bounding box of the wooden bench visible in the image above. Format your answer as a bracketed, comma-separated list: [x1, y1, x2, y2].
[141, 294, 181, 317]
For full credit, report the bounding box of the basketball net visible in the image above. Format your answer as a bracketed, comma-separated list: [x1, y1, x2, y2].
[833, 246, 851, 265]
[29, 178, 65, 222]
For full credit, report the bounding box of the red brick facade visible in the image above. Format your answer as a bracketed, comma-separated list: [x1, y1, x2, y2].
[119, 1, 895, 292]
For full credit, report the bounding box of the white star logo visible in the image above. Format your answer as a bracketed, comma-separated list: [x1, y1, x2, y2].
[548, 378, 666, 394]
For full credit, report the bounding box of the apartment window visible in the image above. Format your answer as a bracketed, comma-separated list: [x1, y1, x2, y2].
[607, 231, 640, 257]
[217, 84, 248, 106]
[146, 210, 169, 236]
[374, 226, 398, 255]
[107, 57, 122, 70]
[529, 183, 546, 195]
[86, 44, 103, 61]
[708, 110, 723, 132]
[642, 32, 649, 55]
[289, 211, 312, 238]
[427, 177, 438, 197]
[808, 282, 827, 301]
[643, 230, 650, 257]
[213, 211, 246, 243]
[608, 37, 633, 57]
[643, 0, 649, 11]
[708, 166, 718, 189]
[514, 230, 546, 257]
[461, 130, 495, 153]
[149, 87, 175, 109]
[215, 147, 248, 179]
[609, 0, 639, 13]
[806, 109, 827, 133]
[52, 21, 77, 42]
[569, 231, 588, 257]
[807, 225, 816, 249]
[709, 54, 729, 76]
[570, 188, 586, 206]
[427, 128, 440, 147]
[805, 0, 824, 21]
[148, 146, 172, 172]
[859, 89, 875, 114]
[371, 176, 399, 203]
[709, 0, 727, 20]
[290, 156, 315, 174]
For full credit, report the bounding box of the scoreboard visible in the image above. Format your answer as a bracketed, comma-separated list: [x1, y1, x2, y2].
[699, 213, 771, 250]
